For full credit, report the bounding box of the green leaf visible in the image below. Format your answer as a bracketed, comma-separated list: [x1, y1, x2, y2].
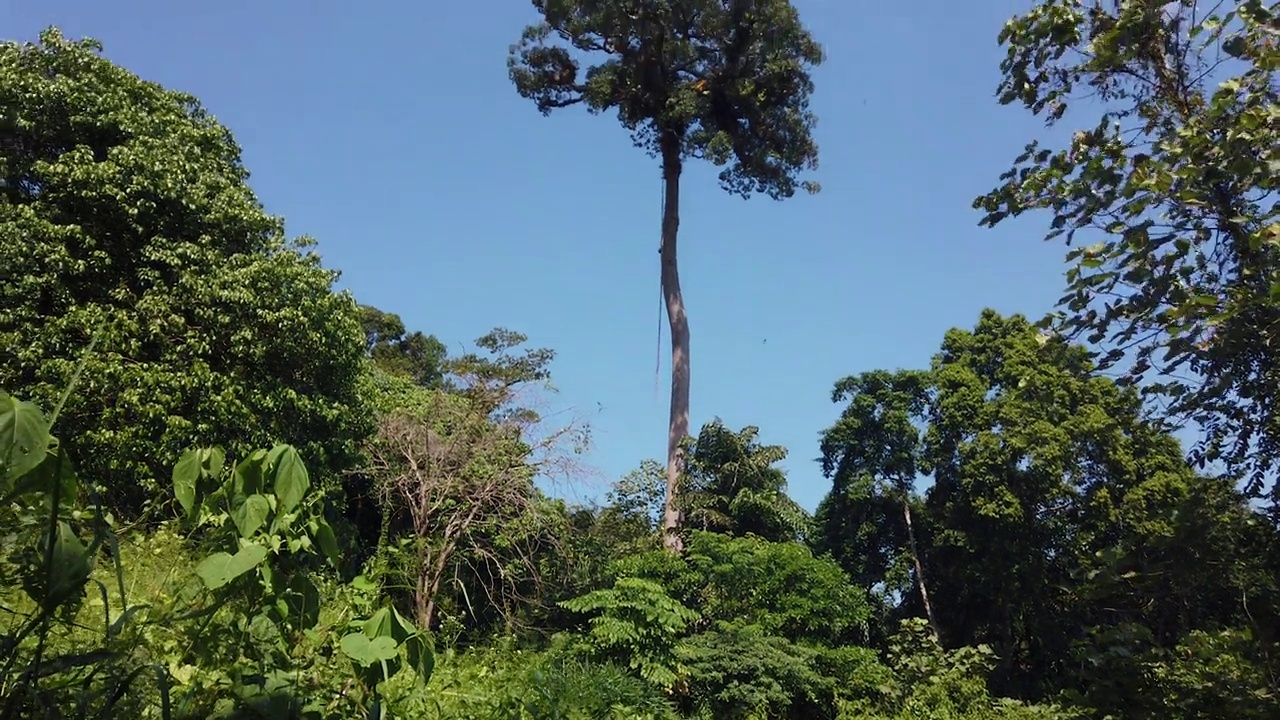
[1222, 35, 1247, 58]
[40, 521, 93, 610]
[270, 445, 310, 515]
[230, 493, 271, 539]
[390, 605, 419, 641]
[362, 607, 395, 640]
[284, 573, 323, 630]
[339, 633, 398, 667]
[4, 447, 77, 506]
[314, 516, 340, 565]
[195, 543, 270, 590]
[202, 446, 226, 476]
[234, 449, 269, 497]
[0, 391, 53, 484]
[173, 449, 201, 517]
[403, 634, 435, 683]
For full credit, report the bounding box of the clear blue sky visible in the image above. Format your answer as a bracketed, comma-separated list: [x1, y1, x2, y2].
[5, 0, 1074, 511]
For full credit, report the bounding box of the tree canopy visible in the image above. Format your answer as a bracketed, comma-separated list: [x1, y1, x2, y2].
[974, 0, 1280, 500]
[0, 29, 368, 515]
[509, 0, 823, 198]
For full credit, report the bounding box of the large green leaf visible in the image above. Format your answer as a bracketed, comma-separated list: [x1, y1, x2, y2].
[172, 449, 201, 517]
[3, 446, 78, 506]
[362, 607, 395, 640]
[0, 391, 53, 484]
[195, 543, 270, 590]
[39, 521, 93, 610]
[338, 633, 398, 668]
[231, 493, 271, 539]
[284, 573, 322, 630]
[314, 516, 340, 566]
[201, 446, 226, 483]
[234, 449, 269, 497]
[271, 445, 310, 515]
[403, 634, 435, 683]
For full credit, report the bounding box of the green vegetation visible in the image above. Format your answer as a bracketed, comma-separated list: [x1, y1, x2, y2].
[3, 2, 1279, 719]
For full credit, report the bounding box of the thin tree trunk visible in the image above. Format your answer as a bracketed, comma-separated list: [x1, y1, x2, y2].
[418, 540, 456, 630]
[659, 135, 689, 554]
[901, 495, 938, 636]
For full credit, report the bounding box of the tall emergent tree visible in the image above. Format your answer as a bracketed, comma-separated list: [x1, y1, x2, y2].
[973, 0, 1280, 501]
[0, 29, 369, 515]
[509, 0, 823, 551]
[359, 304, 448, 388]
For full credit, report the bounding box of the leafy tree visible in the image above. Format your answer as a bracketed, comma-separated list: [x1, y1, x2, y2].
[681, 419, 810, 543]
[973, 0, 1280, 500]
[840, 619, 1082, 720]
[675, 621, 838, 719]
[919, 311, 1263, 697]
[815, 370, 938, 635]
[820, 310, 1279, 707]
[616, 531, 869, 648]
[605, 458, 667, 535]
[560, 576, 699, 687]
[359, 304, 447, 388]
[509, 0, 824, 551]
[0, 29, 368, 515]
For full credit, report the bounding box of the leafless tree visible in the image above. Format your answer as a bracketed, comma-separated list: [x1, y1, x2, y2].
[366, 384, 590, 631]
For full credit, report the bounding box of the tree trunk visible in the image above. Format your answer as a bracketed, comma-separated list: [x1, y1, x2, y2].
[417, 571, 435, 631]
[417, 541, 455, 631]
[901, 495, 938, 637]
[659, 135, 689, 554]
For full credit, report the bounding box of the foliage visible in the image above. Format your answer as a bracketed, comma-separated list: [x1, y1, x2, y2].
[365, 392, 537, 630]
[442, 328, 558, 420]
[604, 459, 667, 536]
[0, 29, 369, 517]
[389, 642, 678, 719]
[359, 305, 447, 389]
[973, 0, 1280, 499]
[0, 383, 435, 719]
[0, 387, 139, 718]
[814, 369, 936, 638]
[817, 310, 1280, 714]
[613, 534, 858, 646]
[1151, 628, 1279, 719]
[680, 420, 810, 543]
[675, 621, 838, 719]
[362, 328, 588, 633]
[559, 576, 698, 687]
[508, 0, 823, 197]
[838, 620, 1081, 720]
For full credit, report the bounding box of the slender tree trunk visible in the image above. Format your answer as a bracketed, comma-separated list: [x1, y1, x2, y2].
[417, 541, 455, 630]
[901, 495, 938, 637]
[659, 136, 689, 554]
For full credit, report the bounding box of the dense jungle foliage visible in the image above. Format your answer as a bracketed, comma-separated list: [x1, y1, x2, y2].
[2, 1, 1278, 718]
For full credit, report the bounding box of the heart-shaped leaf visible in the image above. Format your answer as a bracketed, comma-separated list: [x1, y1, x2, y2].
[270, 445, 310, 515]
[195, 543, 269, 589]
[231, 493, 271, 538]
[339, 633, 398, 668]
[0, 392, 52, 484]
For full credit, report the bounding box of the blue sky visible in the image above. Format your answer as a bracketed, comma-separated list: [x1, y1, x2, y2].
[5, 0, 1075, 511]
